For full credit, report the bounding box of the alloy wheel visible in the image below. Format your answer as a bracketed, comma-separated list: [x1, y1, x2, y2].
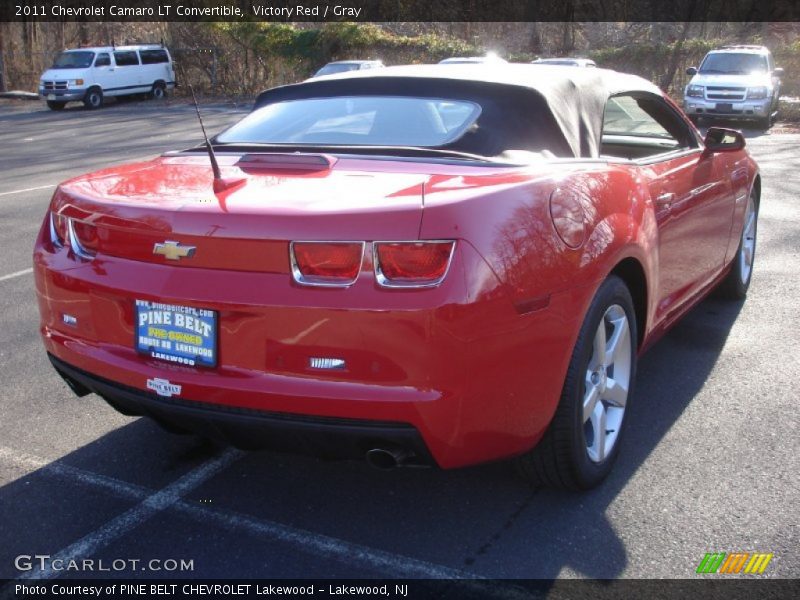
[739, 195, 757, 284]
[583, 304, 632, 463]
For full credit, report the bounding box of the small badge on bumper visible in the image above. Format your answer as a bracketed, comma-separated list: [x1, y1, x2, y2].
[146, 378, 182, 398]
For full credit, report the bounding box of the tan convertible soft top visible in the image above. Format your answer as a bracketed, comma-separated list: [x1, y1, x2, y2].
[253, 64, 666, 159]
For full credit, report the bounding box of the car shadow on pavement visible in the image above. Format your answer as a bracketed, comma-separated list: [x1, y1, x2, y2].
[0, 296, 744, 581]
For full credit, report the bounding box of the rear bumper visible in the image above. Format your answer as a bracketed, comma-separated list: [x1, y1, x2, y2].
[34, 220, 582, 468]
[49, 354, 435, 465]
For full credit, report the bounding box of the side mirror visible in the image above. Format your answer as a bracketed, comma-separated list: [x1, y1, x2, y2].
[704, 127, 746, 153]
[773, 67, 785, 77]
[686, 66, 697, 76]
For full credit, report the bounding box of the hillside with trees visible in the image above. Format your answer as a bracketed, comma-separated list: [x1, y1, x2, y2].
[2, 21, 798, 103]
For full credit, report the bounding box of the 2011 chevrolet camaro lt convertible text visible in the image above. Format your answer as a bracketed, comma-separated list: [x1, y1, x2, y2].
[34, 65, 760, 489]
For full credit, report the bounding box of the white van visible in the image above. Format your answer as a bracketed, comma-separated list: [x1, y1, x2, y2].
[39, 44, 176, 110]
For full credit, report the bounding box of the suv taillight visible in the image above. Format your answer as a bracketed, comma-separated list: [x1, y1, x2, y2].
[290, 242, 364, 287]
[374, 241, 455, 287]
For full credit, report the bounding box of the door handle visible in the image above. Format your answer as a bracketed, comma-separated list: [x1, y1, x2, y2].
[656, 193, 675, 208]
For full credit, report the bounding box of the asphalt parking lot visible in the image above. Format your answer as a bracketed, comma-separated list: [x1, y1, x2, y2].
[0, 98, 798, 585]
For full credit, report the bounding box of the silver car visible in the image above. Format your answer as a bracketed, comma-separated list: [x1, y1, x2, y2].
[312, 60, 384, 78]
[531, 58, 597, 68]
[683, 45, 784, 129]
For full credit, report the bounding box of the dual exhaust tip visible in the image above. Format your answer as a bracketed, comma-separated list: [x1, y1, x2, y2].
[365, 447, 415, 470]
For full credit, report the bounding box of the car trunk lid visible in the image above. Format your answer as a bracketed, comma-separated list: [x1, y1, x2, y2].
[53, 153, 428, 273]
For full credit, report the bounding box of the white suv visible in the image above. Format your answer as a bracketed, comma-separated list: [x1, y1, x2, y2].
[683, 45, 784, 129]
[39, 44, 176, 111]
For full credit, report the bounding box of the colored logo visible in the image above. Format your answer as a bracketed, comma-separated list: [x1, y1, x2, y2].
[153, 240, 196, 261]
[697, 552, 773, 574]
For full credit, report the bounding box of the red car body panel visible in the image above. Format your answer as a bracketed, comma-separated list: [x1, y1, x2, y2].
[34, 83, 759, 469]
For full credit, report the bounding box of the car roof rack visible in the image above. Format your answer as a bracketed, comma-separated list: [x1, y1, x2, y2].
[108, 38, 165, 50]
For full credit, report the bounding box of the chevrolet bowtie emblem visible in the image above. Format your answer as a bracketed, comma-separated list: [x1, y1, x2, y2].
[153, 241, 196, 261]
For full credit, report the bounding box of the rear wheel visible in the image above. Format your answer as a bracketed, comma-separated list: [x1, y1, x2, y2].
[46, 100, 66, 111]
[517, 275, 637, 490]
[151, 81, 167, 100]
[718, 191, 758, 299]
[83, 87, 103, 109]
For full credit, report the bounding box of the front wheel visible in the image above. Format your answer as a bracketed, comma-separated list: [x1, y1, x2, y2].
[83, 88, 103, 110]
[517, 275, 637, 490]
[718, 191, 758, 299]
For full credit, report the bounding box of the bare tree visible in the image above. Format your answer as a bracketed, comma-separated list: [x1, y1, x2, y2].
[660, 21, 693, 90]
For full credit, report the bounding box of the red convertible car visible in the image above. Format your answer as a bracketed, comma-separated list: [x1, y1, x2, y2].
[34, 65, 759, 489]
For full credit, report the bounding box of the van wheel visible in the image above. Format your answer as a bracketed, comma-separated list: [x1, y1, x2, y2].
[83, 88, 103, 109]
[151, 82, 167, 100]
[46, 100, 66, 111]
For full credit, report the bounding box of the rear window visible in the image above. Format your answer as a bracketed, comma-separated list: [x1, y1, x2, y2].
[140, 49, 169, 65]
[217, 96, 482, 148]
[114, 51, 139, 67]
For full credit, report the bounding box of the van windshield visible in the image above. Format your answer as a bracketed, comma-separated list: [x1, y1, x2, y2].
[52, 51, 95, 69]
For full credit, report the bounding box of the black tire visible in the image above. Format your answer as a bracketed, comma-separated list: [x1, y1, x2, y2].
[516, 275, 638, 490]
[151, 81, 167, 100]
[46, 100, 66, 111]
[83, 87, 103, 110]
[756, 115, 771, 130]
[718, 190, 759, 300]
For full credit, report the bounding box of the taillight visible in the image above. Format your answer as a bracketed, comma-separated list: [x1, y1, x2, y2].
[291, 241, 364, 287]
[71, 221, 99, 257]
[374, 241, 455, 287]
[50, 212, 68, 247]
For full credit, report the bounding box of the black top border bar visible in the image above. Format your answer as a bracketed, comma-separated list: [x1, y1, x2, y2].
[3, 0, 800, 22]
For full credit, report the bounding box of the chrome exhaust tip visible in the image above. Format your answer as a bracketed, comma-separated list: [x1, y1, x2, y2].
[365, 448, 413, 470]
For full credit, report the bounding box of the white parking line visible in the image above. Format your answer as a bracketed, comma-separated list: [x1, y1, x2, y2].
[0, 447, 151, 499]
[15, 448, 242, 580]
[0, 268, 33, 283]
[173, 497, 478, 581]
[0, 447, 532, 596]
[0, 184, 56, 197]
[0, 447, 49, 471]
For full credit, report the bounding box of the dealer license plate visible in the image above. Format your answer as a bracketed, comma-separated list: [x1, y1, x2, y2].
[716, 103, 733, 113]
[135, 300, 217, 367]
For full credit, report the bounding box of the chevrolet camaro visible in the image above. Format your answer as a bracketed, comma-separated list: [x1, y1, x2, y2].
[34, 65, 760, 489]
